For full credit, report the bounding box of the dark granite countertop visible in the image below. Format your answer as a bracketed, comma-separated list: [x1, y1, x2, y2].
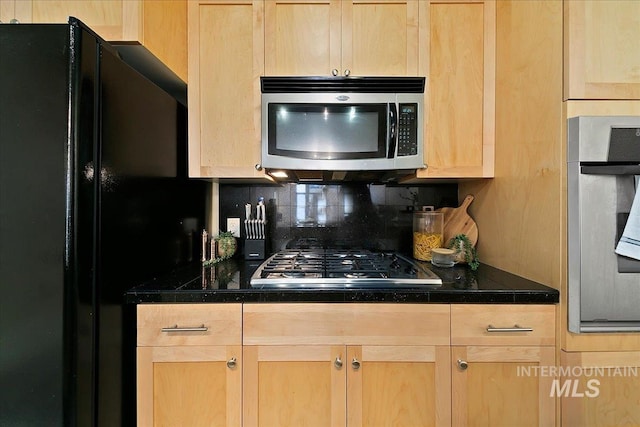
[126, 257, 559, 304]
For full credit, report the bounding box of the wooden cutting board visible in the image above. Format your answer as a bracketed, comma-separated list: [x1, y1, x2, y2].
[438, 194, 478, 247]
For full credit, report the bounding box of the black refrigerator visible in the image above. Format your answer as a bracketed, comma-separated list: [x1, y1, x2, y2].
[0, 19, 207, 426]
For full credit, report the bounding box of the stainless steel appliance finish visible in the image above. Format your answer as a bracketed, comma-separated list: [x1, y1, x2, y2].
[567, 116, 640, 333]
[250, 249, 442, 288]
[260, 76, 425, 172]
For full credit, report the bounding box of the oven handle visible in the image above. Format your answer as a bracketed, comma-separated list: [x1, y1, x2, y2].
[387, 103, 397, 158]
[581, 165, 640, 175]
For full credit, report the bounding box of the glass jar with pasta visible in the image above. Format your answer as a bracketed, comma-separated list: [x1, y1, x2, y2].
[413, 208, 444, 261]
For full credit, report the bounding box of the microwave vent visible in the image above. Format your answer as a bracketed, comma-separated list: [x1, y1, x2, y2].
[261, 76, 425, 93]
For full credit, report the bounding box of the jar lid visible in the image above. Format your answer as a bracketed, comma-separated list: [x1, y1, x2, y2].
[431, 247, 455, 255]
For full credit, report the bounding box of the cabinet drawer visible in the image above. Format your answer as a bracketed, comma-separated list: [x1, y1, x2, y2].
[243, 303, 450, 346]
[137, 303, 242, 347]
[451, 304, 555, 346]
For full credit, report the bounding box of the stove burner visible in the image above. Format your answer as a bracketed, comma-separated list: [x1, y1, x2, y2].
[345, 272, 369, 278]
[283, 271, 308, 278]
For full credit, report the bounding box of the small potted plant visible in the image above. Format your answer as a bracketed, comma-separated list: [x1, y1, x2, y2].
[215, 231, 237, 260]
[447, 233, 479, 271]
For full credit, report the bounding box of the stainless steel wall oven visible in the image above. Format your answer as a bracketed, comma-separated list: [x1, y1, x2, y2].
[567, 116, 640, 333]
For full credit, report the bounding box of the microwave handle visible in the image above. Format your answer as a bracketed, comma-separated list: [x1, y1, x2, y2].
[388, 103, 397, 158]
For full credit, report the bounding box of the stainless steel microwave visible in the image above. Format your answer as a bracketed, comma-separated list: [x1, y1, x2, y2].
[260, 77, 425, 171]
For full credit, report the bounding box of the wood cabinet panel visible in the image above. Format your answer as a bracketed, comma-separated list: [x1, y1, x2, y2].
[452, 345, 556, 427]
[561, 350, 640, 427]
[140, 0, 187, 82]
[188, 0, 266, 178]
[137, 303, 242, 346]
[342, 0, 419, 76]
[415, 0, 495, 179]
[137, 345, 242, 427]
[564, 0, 640, 100]
[243, 303, 450, 345]
[348, 345, 451, 427]
[31, 0, 138, 40]
[264, 0, 419, 77]
[243, 345, 346, 427]
[264, 0, 340, 76]
[0, 0, 187, 81]
[451, 304, 555, 346]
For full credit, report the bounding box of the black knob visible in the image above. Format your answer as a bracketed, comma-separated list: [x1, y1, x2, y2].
[390, 261, 401, 270]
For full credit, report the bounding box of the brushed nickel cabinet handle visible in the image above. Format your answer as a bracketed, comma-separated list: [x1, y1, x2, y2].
[457, 359, 468, 370]
[161, 324, 208, 332]
[486, 324, 533, 333]
[331, 69, 339, 76]
[334, 356, 343, 369]
[344, 69, 351, 77]
[226, 357, 237, 369]
[351, 358, 361, 370]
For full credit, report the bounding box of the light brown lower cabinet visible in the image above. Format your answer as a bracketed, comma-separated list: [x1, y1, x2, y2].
[136, 304, 242, 427]
[242, 303, 452, 427]
[136, 302, 559, 426]
[561, 350, 640, 427]
[242, 344, 451, 427]
[451, 304, 557, 427]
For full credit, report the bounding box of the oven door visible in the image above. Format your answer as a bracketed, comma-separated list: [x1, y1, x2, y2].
[567, 116, 640, 333]
[262, 94, 393, 171]
[266, 102, 389, 160]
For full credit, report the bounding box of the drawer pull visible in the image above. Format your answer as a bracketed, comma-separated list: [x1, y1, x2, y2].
[161, 324, 208, 333]
[486, 324, 533, 333]
[334, 356, 343, 369]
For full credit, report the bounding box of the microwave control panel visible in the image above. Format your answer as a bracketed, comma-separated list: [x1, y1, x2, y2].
[397, 103, 418, 156]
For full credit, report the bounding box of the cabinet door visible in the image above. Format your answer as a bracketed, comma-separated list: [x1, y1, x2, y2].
[1, 0, 141, 40]
[0, 0, 187, 81]
[264, 0, 341, 75]
[265, 0, 420, 77]
[561, 351, 640, 427]
[188, 0, 266, 178]
[451, 346, 555, 427]
[564, 0, 640, 100]
[137, 345, 242, 427]
[139, 1, 188, 82]
[347, 345, 451, 427]
[416, 0, 495, 178]
[341, 0, 420, 76]
[243, 345, 347, 427]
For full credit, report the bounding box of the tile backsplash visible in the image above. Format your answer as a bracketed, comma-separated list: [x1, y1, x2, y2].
[220, 182, 458, 255]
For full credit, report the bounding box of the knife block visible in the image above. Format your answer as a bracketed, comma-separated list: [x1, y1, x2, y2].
[245, 239, 266, 260]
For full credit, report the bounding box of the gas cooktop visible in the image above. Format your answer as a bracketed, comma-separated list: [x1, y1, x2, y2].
[250, 249, 442, 288]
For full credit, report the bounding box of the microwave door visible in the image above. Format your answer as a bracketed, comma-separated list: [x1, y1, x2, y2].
[387, 103, 397, 158]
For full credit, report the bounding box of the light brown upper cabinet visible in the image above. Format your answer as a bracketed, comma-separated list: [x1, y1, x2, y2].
[264, 0, 421, 77]
[564, 0, 640, 100]
[414, 0, 496, 179]
[188, 0, 268, 179]
[0, 0, 187, 82]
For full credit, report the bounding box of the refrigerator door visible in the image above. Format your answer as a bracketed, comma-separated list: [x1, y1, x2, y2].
[0, 24, 78, 426]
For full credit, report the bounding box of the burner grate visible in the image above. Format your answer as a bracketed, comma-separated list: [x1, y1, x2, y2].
[250, 249, 442, 288]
